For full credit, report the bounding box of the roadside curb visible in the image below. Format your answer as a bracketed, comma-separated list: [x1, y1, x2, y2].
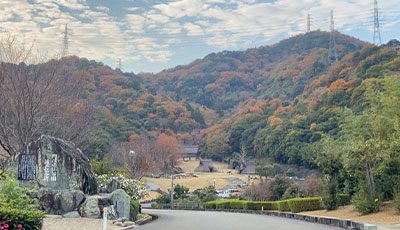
[143, 207, 367, 230]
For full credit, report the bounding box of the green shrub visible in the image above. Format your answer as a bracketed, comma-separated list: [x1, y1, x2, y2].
[229, 200, 246, 209]
[215, 200, 232, 209]
[205, 197, 323, 213]
[203, 201, 217, 209]
[277, 200, 290, 211]
[131, 200, 140, 221]
[287, 198, 322, 213]
[90, 157, 114, 175]
[321, 196, 337, 210]
[0, 175, 38, 211]
[245, 201, 278, 210]
[394, 192, 400, 213]
[352, 190, 381, 215]
[193, 186, 218, 203]
[156, 193, 171, 204]
[151, 202, 161, 209]
[0, 205, 44, 230]
[321, 179, 338, 211]
[337, 194, 351, 206]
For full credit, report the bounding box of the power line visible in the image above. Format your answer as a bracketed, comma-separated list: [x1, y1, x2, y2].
[307, 14, 311, 33]
[329, 10, 338, 64]
[374, 0, 382, 45]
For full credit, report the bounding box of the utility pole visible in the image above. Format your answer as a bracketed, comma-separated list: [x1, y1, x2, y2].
[307, 14, 311, 33]
[328, 10, 338, 64]
[170, 174, 174, 209]
[61, 24, 71, 57]
[373, 0, 382, 45]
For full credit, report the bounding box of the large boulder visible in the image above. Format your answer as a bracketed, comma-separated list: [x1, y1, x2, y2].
[79, 194, 120, 220]
[16, 135, 97, 194]
[79, 195, 103, 219]
[79, 190, 132, 220]
[111, 189, 131, 220]
[38, 188, 85, 215]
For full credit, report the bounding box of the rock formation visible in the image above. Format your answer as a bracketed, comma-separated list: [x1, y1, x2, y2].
[17, 135, 97, 194]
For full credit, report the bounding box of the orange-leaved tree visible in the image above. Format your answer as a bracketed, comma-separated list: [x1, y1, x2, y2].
[154, 134, 180, 170]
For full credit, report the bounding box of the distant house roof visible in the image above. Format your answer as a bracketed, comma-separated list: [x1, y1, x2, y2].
[195, 159, 218, 172]
[180, 145, 199, 154]
[240, 161, 256, 174]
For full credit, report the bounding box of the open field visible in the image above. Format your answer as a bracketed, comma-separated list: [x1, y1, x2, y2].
[141, 159, 256, 200]
[301, 202, 400, 226]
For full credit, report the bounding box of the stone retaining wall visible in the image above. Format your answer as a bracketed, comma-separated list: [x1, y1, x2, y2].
[143, 207, 365, 230]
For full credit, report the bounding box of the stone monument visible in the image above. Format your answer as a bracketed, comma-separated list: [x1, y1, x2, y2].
[17, 135, 97, 194]
[10, 135, 135, 221]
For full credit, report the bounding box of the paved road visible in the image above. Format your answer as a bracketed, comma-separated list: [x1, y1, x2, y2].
[139, 209, 342, 230]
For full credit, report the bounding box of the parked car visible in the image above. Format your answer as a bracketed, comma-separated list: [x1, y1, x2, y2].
[217, 189, 240, 198]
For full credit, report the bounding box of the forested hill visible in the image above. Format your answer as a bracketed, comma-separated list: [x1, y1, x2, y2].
[60, 31, 400, 173]
[138, 31, 365, 117]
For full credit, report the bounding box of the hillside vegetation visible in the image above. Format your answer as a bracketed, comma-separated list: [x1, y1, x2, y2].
[3, 31, 400, 214]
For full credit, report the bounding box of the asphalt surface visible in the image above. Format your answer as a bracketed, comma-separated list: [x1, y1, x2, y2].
[139, 209, 343, 230]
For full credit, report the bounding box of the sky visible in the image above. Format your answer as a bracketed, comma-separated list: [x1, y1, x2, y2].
[0, 0, 400, 73]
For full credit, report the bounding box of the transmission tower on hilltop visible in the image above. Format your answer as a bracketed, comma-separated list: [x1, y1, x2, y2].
[118, 58, 122, 70]
[328, 10, 338, 64]
[62, 24, 71, 57]
[373, 0, 382, 45]
[307, 14, 311, 33]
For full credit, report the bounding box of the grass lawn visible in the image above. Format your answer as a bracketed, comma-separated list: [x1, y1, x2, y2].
[141, 159, 256, 200]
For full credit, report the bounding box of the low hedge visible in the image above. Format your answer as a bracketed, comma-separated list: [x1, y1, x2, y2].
[228, 200, 246, 209]
[203, 201, 216, 209]
[277, 200, 291, 212]
[245, 201, 278, 211]
[212, 200, 246, 209]
[204, 197, 327, 213]
[0, 206, 45, 230]
[287, 198, 322, 213]
[203, 194, 351, 213]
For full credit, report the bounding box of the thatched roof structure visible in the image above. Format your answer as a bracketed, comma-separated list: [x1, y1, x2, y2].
[180, 145, 199, 160]
[194, 159, 218, 173]
[239, 161, 256, 174]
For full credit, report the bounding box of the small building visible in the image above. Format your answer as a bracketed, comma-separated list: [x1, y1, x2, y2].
[195, 159, 218, 173]
[180, 145, 199, 161]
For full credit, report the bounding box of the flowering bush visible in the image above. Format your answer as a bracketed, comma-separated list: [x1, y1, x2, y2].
[0, 206, 44, 230]
[96, 174, 148, 200]
[0, 175, 44, 229]
[0, 221, 23, 230]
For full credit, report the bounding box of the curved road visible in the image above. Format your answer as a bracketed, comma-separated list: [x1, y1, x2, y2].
[139, 209, 342, 230]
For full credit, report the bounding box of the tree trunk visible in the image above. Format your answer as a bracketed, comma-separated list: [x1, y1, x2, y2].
[366, 163, 376, 200]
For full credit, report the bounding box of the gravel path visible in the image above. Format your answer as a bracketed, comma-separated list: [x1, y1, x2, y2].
[43, 217, 122, 230]
[146, 181, 161, 191]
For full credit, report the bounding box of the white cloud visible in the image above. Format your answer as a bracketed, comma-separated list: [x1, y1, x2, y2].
[95, 6, 109, 12]
[1, 0, 400, 71]
[126, 7, 140, 12]
[184, 22, 203, 36]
